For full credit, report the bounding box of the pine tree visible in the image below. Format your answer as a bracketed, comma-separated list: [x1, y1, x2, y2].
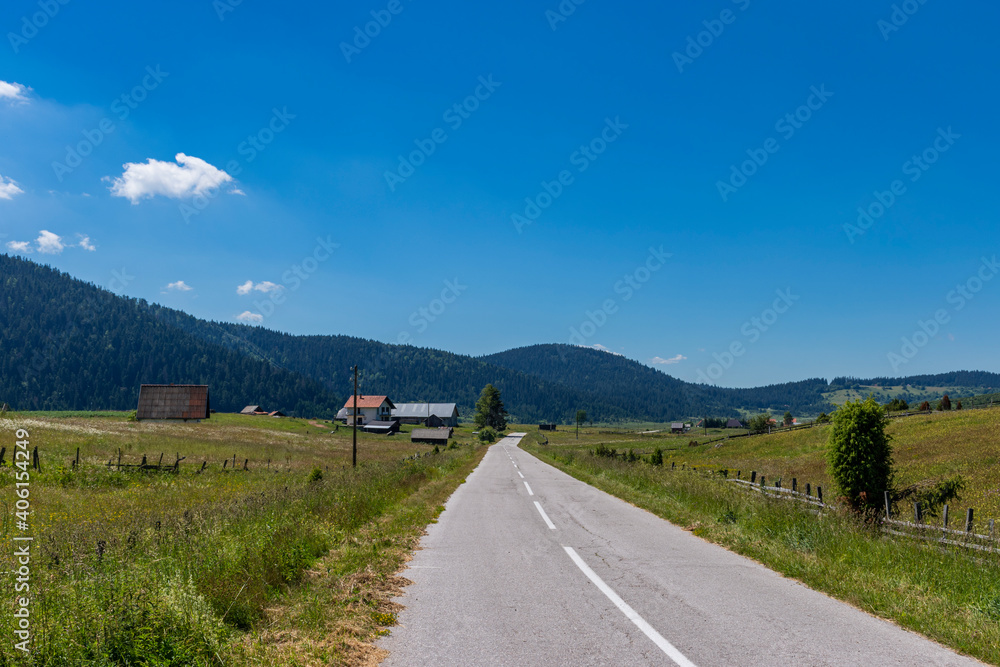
[474, 384, 508, 431]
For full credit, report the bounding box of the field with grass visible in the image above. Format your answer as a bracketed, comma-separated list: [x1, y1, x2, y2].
[0, 411, 486, 665]
[518, 409, 1000, 664]
[535, 407, 1000, 521]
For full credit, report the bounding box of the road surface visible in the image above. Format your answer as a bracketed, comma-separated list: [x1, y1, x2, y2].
[379, 434, 982, 666]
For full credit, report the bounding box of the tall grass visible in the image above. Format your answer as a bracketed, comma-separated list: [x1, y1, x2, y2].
[524, 443, 1000, 665]
[0, 443, 476, 666]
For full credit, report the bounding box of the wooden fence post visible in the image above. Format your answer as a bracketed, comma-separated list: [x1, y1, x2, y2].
[243, 459, 248, 471]
[737, 470, 741, 479]
[750, 471, 757, 483]
[223, 459, 228, 470]
[884, 490, 892, 520]
[199, 461, 207, 473]
[806, 483, 811, 497]
[776, 478, 782, 489]
[0, 446, 5, 466]
[943, 504, 950, 530]
[792, 478, 797, 492]
[157, 453, 164, 470]
[817, 486, 823, 503]
[75, 447, 80, 468]
[32, 446, 39, 471]
[965, 508, 974, 533]
[914, 502, 922, 524]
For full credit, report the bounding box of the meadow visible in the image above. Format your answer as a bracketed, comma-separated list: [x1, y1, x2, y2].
[0, 412, 485, 666]
[520, 407, 1000, 664]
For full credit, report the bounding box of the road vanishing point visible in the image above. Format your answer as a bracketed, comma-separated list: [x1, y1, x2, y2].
[380, 434, 983, 666]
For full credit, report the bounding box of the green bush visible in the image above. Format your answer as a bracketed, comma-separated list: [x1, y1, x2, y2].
[826, 397, 893, 513]
[478, 427, 497, 444]
[308, 467, 323, 482]
[815, 412, 831, 424]
[747, 412, 772, 434]
[649, 447, 663, 466]
[884, 398, 909, 412]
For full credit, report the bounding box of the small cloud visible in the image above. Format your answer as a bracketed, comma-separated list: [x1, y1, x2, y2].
[229, 188, 246, 196]
[235, 311, 263, 324]
[166, 280, 193, 292]
[0, 80, 29, 104]
[0, 174, 24, 200]
[238, 280, 284, 295]
[36, 230, 65, 254]
[253, 281, 283, 293]
[697, 348, 706, 353]
[650, 354, 687, 365]
[6, 240, 31, 253]
[107, 153, 234, 204]
[77, 234, 96, 251]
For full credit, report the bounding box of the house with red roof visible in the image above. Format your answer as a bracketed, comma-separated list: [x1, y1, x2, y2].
[341, 395, 395, 425]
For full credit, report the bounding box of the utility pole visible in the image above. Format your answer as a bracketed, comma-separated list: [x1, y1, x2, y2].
[352, 365, 358, 468]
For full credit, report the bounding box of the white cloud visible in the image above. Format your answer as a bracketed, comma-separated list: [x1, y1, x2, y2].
[6, 241, 31, 253]
[0, 80, 29, 103]
[253, 281, 283, 293]
[237, 280, 284, 295]
[36, 230, 65, 254]
[236, 311, 264, 324]
[0, 174, 24, 200]
[107, 153, 234, 204]
[166, 280, 193, 292]
[77, 234, 96, 251]
[230, 188, 246, 196]
[650, 354, 687, 365]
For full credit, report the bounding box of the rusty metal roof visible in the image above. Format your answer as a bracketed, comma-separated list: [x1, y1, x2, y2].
[136, 384, 210, 420]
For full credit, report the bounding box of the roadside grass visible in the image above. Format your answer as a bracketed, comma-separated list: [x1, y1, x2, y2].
[0, 412, 484, 666]
[522, 440, 1000, 665]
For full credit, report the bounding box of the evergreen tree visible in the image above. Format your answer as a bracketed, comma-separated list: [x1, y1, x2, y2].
[474, 384, 508, 431]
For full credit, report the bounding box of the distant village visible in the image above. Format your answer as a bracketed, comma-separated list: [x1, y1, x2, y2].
[134, 384, 459, 446]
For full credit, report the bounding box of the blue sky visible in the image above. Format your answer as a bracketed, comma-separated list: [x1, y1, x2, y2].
[1, 0, 998, 387]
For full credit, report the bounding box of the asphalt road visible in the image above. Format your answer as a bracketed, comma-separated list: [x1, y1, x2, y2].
[379, 434, 983, 666]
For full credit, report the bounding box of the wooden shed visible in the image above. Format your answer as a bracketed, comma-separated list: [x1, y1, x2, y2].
[136, 384, 210, 421]
[411, 427, 453, 445]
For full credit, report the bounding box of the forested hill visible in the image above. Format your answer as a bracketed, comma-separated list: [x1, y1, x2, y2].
[830, 372, 1000, 390]
[0, 255, 341, 415]
[481, 344, 834, 418]
[3, 254, 996, 422]
[0, 255, 622, 421]
[144, 307, 629, 423]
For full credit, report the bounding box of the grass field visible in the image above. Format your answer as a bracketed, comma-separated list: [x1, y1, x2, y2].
[534, 406, 1000, 522]
[518, 409, 1000, 664]
[0, 411, 485, 665]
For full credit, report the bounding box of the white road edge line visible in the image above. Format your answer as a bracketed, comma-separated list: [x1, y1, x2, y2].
[563, 547, 696, 667]
[534, 501, 556, 530]
[524, 481, 534, 495]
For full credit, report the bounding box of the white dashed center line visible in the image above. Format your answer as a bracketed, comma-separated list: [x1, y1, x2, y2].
[524, 481, 534, 496]
[534, 501, 556, 530]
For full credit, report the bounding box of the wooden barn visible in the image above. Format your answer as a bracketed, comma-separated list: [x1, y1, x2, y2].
[136, 384, 210, 422]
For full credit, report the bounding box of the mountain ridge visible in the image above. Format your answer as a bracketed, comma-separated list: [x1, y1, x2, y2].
[2, 254, 997, 421]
